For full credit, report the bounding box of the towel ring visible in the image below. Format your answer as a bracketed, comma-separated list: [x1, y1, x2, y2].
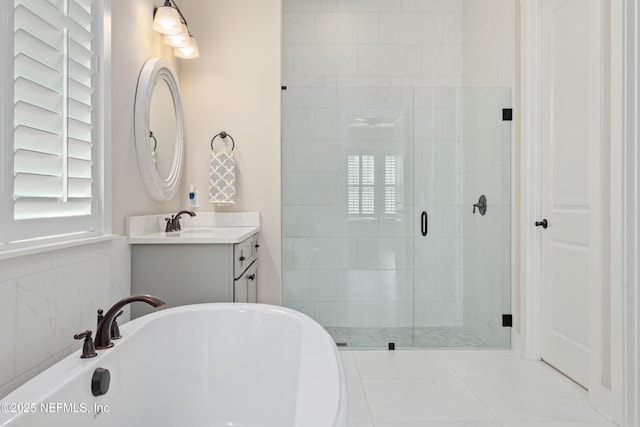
[210, 131, 235, 152]
[149, 131, 157, 152]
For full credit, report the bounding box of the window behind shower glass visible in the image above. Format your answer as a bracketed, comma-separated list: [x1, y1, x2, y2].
[0, 0, 104, 246]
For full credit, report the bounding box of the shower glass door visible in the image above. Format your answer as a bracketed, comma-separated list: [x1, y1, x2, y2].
[412, 87, 511, 348]
[281, 86, 511, 349]
[281, 87, 417, 347]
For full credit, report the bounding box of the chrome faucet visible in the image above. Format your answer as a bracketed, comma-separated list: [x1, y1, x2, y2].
[94, 295, 165, 349]
[164, 210, 196, 232]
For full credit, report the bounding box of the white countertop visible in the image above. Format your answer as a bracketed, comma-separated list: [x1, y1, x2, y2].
[127, 226, 260, 244]
[126, 212, 260, 245]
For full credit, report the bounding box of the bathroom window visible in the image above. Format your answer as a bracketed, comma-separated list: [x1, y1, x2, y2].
[348, 154, 401, 218]
[384, 155, 397, 215]
[0, 0, 105, 245]
[348, 155, 375, 216]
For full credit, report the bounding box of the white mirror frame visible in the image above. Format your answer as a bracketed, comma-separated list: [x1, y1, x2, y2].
[134, 57, 184, 201]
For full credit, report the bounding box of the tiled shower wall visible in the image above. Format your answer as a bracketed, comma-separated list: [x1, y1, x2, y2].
[282, 0, 465, 328]
[0, 238, 131, 398]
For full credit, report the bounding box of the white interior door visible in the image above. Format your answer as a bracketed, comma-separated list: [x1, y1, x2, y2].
[540, 0, 602, 388]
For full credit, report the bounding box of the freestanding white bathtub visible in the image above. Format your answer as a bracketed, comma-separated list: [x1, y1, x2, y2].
[0, 304, 347, 427]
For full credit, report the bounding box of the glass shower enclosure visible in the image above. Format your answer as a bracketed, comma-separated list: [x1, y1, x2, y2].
[281, 86, 511, 349]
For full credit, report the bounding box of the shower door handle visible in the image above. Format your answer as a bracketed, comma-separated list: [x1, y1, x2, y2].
[421, 211, 428, 236]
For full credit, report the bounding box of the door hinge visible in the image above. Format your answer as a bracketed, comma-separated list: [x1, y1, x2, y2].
[502, 108, 513, 121]
[502, 314, 513, 327]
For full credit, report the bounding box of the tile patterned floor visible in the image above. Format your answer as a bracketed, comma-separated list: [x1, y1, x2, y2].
[341, 349, 618, 427]
[327, 327, 488, 349]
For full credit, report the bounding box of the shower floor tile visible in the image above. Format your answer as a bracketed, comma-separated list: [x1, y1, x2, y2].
[326, 326, 487, 349]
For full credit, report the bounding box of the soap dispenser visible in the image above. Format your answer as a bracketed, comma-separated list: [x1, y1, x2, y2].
[188, 184, 199, 209]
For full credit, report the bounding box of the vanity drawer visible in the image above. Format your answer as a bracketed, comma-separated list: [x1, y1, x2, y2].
[234, 260, 257, 303]
[233, 234, 258, 278]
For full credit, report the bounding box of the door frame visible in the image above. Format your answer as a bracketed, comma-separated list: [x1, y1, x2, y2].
[622, 1, 639, 425]
[519, 0, 623, 420]
[518, 0, 543, 365]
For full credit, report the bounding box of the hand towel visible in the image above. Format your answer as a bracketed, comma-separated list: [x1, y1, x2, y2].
[208, 150, 236, 205]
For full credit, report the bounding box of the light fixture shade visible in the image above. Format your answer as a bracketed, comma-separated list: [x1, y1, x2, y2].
[153, 6, 182, 35]
[163, 24, 190, 47]
[174, 36, 199, 59]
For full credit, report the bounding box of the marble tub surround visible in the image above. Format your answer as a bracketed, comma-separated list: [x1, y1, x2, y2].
[0, 237, 131, 399]
[126, 212, 260, 244]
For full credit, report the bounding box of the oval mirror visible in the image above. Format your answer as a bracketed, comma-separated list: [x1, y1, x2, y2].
[134, 57, 184, 201]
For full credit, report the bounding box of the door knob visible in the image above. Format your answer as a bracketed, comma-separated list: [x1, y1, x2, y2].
[535, 219, 548, 229]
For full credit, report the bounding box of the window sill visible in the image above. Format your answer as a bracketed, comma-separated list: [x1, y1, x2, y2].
[0, 234, 119, 261]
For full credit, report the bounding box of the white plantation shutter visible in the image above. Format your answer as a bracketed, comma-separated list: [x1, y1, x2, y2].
[4, 0, 100, 242]
[347, 155, 359, 215]
[384, 155, 396, 215]
[347, 154, 375, 217]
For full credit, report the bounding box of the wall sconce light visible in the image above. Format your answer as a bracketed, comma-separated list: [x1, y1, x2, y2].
[174, 36, 200, 59]
[152, 0, 199, 59]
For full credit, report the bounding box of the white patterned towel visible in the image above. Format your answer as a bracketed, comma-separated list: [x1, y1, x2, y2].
[209, 151, 236, 205]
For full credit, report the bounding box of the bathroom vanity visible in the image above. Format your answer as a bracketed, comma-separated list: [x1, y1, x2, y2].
[127, 213, 260, 319]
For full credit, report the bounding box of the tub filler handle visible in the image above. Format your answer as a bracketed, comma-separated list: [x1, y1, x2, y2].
[74, 330, 97, 359]
[96, 308, 104, 329]
[110, 310, 124, 340]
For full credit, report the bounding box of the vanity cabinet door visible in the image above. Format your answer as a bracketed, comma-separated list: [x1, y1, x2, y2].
[247, 262, 257, 303]
[131, 244, 234, 318]
[234, 260, 257, 303]
[234, 235, 257, 278]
